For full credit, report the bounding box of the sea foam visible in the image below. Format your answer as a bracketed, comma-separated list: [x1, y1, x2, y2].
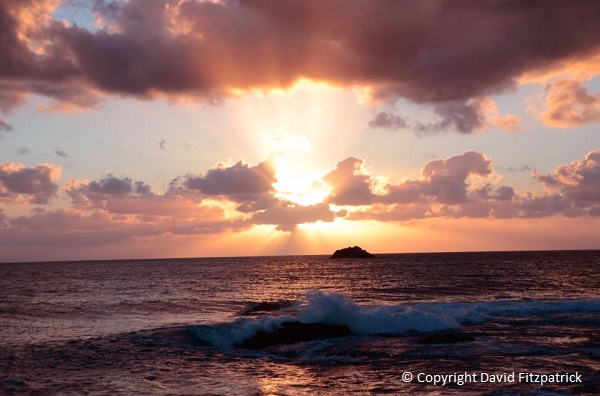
[298, 290, 461, 334]
[191, 290, 600, 347]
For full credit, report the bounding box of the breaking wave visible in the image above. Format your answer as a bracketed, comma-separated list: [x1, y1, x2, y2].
[189, 290, 600, 348]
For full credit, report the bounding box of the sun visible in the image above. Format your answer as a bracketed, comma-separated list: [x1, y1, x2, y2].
[266, 130, 332, 206]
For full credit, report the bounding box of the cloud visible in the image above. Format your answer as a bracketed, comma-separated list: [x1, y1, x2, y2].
[323, 157, 375, 205]
[505, 165, 532, 172]
[251, 202, 339, 231]
[17, 147, 31, 155]
[2, 156, 335, 240]
[0, 162, 61, 204]
[383, 151, 493, 205]
[1, 150, 599, 259]
[0, 117, 13, 138]
[5, 208, 245, 249]
[533, 150, 600, 203]
[512, 194, 566, 219]
[370, 98, 520, 135]
[418, 151, 493, 203]
[368, 112, 409, 130]
[183, 159, 276, 195]
[65, 175, 152, 208]
[1, 0, 600, 117]
[66, 175, 235, 220]
[478, 185, 515, 202]
[10, 209, 119, 232]
[90, 176, 151, 196]
[419, 101, 487, 134]
[349, 203, 434, 222]
[2, 167, 254, 250]
[323, 151, 495, 206]
[348, 150, 600, 222]
[0, 82, 28, 112]
[0, 1, 83, 109]
[529, 79, 600, 127]
[54, 149, 70, 157]
[67, 158, 317, 233]
[179, 158, 278, 212]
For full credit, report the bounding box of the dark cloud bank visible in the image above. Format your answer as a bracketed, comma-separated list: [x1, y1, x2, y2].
[2, 1, 600, 131]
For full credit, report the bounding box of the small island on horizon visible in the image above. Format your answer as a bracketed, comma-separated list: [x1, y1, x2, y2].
[330, 246, 375, 259]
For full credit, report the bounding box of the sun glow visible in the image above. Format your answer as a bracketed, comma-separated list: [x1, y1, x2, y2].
[227, 78, 366, 207]
[273, 163, 332, 206]
[265, 130, 332, 205]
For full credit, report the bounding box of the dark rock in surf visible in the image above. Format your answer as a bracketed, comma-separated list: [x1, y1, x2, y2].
[239, 300, 293, 316]
[239, 321, 351, 350]
[417, 331, 475, 344]
[330, 246, 375, 258]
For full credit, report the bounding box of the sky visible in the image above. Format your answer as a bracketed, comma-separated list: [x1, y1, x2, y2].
[0, 0, 599, 262]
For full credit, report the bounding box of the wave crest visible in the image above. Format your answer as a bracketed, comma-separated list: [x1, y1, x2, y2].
[188, 290, 600, 348]
[298, 290, 461, 334]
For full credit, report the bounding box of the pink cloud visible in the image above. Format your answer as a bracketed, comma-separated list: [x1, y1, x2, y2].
[533, 150, 600, 202]
[63, 157, 330, 234]
[182, 159, 276, 195]
[66, 175, 151, 208]
[1, 0, 599, 128]
[383, 151, 493, 205]
[1, 150, 599, 261]
[251, 202, 340, 231]
[349, 203, 433, 222]
[334, 150, 600, 221]
[323, 157, 375, 205]
[6, 206, 248, 249]
[0, 162, 61, 204]
[65, 175, 237, 221]
[530, 80, 600, 127]
[418, 151, 493, 204]
[176, 158, 278, 212]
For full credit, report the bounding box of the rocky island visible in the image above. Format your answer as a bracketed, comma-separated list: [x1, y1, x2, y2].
[330, 246, 375, 258]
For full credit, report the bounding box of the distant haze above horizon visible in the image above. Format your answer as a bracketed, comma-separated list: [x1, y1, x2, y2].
[1, 1, 599, 262]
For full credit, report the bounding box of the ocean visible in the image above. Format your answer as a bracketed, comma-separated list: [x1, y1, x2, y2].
[1, 250, 599, 395]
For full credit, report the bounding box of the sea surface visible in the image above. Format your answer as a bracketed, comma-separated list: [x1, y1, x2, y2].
[1, 250, 599, 395]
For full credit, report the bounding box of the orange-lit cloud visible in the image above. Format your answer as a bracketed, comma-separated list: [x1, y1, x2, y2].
[331, 150, 600, 221]
[533, 150, 600, 203]
[1, 0, 600, 133]
[519, 50, 600, 85]
[0, 150, 600, 232]
[251, 202, 341, 231]
[1, 149, 598, 261]
[528, 79, 600, 127]
[324, 157, 375, 206]
[324, 151, 495, 206]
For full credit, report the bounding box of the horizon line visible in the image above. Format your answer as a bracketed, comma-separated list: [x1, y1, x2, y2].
[1, 248, 597, 266]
